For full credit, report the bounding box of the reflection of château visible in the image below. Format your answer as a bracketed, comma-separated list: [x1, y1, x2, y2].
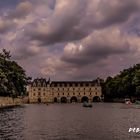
[28, 78, 102, 103]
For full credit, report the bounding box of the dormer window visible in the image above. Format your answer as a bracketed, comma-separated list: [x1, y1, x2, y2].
[38, 82, 41, 87]
[33, 82, 36, 87]
[43, 83, 46, 87]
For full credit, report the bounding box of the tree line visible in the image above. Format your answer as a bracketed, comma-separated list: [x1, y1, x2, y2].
[101, 64, 140, 101]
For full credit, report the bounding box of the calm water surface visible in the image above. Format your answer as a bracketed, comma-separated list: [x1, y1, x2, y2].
[1, 103, 140, 140]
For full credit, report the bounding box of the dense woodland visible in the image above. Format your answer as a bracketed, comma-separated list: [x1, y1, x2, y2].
[0, 49, 30, 97]
[102, 64, 140, 101]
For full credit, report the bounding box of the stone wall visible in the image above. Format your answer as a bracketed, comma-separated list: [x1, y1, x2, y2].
[0, 97, 29, 108]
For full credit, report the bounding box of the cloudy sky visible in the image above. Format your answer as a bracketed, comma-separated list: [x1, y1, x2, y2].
[0, 0, 140, 80]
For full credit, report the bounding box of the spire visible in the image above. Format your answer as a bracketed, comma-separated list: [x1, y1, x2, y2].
[48, 77, 51, 84]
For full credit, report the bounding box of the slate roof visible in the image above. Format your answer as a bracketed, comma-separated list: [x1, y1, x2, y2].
[30, 78, 101, 87]
[51, 80, 100, 87]
[31, 78, 50, 87]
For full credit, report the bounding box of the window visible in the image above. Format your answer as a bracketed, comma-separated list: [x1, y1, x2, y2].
[95, 92, 97, 95]
[43, 83, 46, 87]
[90, 93, 91, 95]
[33, 82, 36, 87]
[34, 89, 36, 91]
[79, 93, 80, 95]
[44, 93, 45, 96]
[63, 93, 64, 95]
[86, 83, 89, 86]
[73, 93, 75, 95]
[38, 88, 41, 90]
[58, 93, 59, 96]
[38, 92, 41, 96]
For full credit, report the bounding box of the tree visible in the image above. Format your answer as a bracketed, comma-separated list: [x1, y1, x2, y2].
[104, 64, 140, 100]
[0, 49, 29, 97]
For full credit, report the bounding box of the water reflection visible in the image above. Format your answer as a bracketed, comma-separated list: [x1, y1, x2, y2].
[1, 103, 140, 140]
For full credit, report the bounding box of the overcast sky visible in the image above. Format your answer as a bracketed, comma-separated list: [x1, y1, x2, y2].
[0, 0, 140, 80]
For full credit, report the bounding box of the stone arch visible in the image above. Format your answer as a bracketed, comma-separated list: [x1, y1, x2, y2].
[38, 97, 41, 103]
[70, 96, 78, 103]
[54, 97, 57, 103]
[93, 96, 100, 102]
[81, 96, 89, 103]
[60, 96, 67, 103]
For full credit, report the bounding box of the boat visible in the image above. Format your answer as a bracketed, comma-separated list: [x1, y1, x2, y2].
[125, 98, 132, 105]
[83, 102, 92, 107]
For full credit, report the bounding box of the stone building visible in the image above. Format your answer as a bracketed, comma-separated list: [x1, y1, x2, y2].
[28, 78, 102, 103]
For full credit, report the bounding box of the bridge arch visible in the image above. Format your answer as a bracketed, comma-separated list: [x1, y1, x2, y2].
[38, 97, 41, 103]
[54, 97, 57, 103]
[60, 96, 67, 103]
[70, 96, 78, 103]
[81, 96, 89, 103]
[93, 96, 100, 102]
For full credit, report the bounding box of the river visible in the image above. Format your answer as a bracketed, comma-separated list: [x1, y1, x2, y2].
[0, 103, 140, 140]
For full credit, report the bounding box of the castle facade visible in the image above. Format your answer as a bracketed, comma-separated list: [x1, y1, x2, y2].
[28, 78, 102, 103]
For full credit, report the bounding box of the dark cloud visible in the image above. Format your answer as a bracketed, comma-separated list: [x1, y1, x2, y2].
[61, 45, 129, 66]
[26, 0, 88, 45]
[61, 27, 132, 67]
[97, 0, 140, 27]
[25, 0, 140, 45]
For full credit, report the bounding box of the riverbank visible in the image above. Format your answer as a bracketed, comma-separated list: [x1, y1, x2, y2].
[0, 97, 29, 109]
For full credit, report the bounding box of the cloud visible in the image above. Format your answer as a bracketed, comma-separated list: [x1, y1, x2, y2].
[1, 0, 140, 80]
[61, 27, 133, 66]
[39, 26, 140, 80]
[0, 18, 15, 33]
[97, 0, 140, 27]
[26, 0, 87, 45]
[8, 1, 33, 19]
[25, 0, 140, 46]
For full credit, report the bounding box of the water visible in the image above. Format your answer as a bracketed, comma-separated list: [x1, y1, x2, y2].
[1, 103, 140, 140]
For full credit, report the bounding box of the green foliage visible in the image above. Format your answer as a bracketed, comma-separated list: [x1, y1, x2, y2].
[103, 64, 140, 99]
[0, 49, 29, 97]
